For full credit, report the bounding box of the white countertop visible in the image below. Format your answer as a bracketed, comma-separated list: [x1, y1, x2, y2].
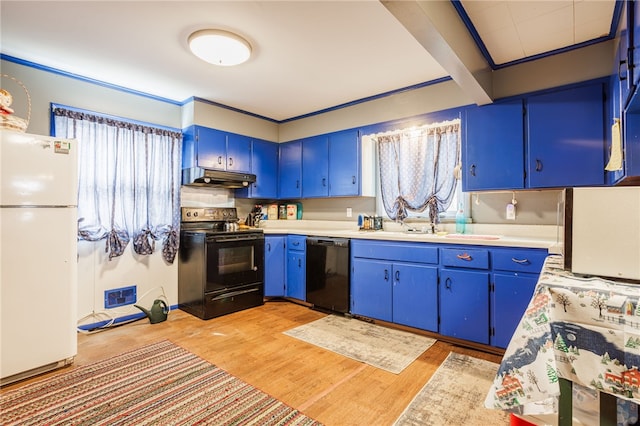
[258, 220, 561, 251]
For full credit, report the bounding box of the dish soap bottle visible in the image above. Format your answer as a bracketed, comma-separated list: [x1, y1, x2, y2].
[455, 203, 466, 234]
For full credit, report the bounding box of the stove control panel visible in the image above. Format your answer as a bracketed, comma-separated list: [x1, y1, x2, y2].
[181, 207, 238, 222]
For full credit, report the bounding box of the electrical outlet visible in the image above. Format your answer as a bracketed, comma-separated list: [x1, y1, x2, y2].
[346, 208, 352, 218]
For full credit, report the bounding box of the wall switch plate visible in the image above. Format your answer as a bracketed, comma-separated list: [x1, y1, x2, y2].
[506, 203, 516, 220]
[346, 208, 352, 218]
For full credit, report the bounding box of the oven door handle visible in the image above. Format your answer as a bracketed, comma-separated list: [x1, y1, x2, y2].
[208, 235, 263, 243]
[209, 287, 261, 301]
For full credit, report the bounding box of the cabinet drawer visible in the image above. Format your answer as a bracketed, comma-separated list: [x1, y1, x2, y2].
[351, 240, 438, 264]
[287, 235, 306, 251]
[492, 249, 547, 273]
[441, 247, 489, 269]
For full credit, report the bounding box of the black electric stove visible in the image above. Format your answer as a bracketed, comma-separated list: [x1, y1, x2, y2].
[178, 207, 264, 320]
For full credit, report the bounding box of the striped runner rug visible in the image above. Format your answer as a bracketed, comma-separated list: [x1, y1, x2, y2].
[0, 340, 322, 426]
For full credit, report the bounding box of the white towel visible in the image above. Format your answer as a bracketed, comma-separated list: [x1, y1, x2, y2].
[605, 119, 623, 171]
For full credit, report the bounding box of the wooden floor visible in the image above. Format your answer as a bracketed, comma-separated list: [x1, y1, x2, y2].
[2, 301, 503, 425]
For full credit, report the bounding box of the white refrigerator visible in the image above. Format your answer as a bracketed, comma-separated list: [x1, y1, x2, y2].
[0, 129, 78, 385]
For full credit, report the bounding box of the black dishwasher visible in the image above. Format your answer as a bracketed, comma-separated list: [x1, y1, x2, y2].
[306, 237, 350, 314]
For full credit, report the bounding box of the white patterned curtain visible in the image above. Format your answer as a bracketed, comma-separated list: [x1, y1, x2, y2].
[52, 106, 182, 263]
[377, 120, 460, 223]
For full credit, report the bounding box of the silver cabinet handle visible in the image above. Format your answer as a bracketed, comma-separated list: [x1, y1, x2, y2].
[456, 253, 472, 261]
[511, 257, 529, 264]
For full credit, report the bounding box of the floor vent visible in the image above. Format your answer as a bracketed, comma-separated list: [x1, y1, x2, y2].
[104, 286, 137, 309]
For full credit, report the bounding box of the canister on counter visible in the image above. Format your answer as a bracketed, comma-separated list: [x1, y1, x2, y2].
[267, 204, 278, 220]
[374, 216, 383, 230]
[278, 204, 287, 220]
[286, 204, 298, 220]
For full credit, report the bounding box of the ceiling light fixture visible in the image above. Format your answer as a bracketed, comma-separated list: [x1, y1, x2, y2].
[188, 29, 252, 66]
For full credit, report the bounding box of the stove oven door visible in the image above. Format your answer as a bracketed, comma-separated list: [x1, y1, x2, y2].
[205, 233, 264, 294]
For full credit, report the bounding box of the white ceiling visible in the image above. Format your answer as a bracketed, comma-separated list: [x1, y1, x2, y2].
[0, 1, 616, 122]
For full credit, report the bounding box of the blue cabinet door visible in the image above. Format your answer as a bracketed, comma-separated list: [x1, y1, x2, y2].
[624, 95, 640, 181]
[463, 101, 525, 191]
[226, 133, 252, 173]
[392, 263, 438, 332]
[492, 273, 537, 348]
[279, 141, 302, 199]
[196, 126, 226, 170]
[302, 135, 329, 197]
[182, 125, 197, 169]
[527, 83, 605, 188]
[264, 236, 285, 297]
[351, 258, 392, 321]
[286, 251, 306, 300]
[439, 269, 489, 344]
[631, 0, 640, 91]
[237, 139, 278, 199]
[329, 129, 359, 196]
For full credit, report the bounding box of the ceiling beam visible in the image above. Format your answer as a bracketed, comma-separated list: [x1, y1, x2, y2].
[381, 0, 493, 105]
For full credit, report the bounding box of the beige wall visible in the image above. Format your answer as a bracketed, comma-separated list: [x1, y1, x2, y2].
[1, 60, 182, 135]
[188, 99, 279, 142]
[2, 59, 183, 325]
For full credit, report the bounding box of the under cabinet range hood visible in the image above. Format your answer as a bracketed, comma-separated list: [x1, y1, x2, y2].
[182, 168, 256, 189]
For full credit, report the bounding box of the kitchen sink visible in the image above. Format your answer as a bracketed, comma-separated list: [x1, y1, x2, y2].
[444, 234, 501, 240]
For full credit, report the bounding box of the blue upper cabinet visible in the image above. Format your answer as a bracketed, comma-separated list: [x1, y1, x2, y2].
[623, 92, 640, 183]
[616, 0, 633, 109]
[226, 133, 252, 173]
[302, 129, 360, 198]
[302, 135, 329, 197]
[527, 83, 606, 188]
[278, 140, 302, 199]
[463, 100, 525, 191]
[631, 0, 640, 90]
[190, 126, 227, 170]
[329, 129, 359, 196]
[236, 138, 278, 199]
[182, 125, 251, 173]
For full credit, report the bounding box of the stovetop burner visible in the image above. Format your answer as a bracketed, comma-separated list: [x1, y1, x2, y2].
[180, 207, 263, 236]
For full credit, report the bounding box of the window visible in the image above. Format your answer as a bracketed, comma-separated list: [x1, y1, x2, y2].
[366, 119, 463, 226]
[51, 104, 182, 263]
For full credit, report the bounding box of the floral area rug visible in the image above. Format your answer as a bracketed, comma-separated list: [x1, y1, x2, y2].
[393, 352, 510, 425]
[283, 315, 436, 374]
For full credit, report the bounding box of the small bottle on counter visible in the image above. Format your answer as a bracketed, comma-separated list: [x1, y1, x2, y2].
[455, 204, 466, 234]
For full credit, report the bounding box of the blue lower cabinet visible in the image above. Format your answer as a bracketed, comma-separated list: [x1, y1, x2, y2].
[392, 263, 438, 332]
[264, 236, 285, 297]
[492, 273, 538, 348]
[286, 252, 306, 300]
[286, 235, 306, 301]
[351, 258, 393, 321]
[439, 269, 490, 344]
[350, 240, 439, 331]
